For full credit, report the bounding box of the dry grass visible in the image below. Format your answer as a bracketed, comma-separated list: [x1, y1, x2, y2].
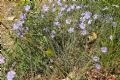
[0, 1, 17, 49]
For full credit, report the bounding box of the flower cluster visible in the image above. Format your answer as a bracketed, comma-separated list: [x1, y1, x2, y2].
[7, 0, 120, 79]
[92, 55, 101, 70]
[0, 54, 16, 80]
[91, 46, 108, 70]
[3, 5, 30, 80]
[12, 5, 30, 38]
[79, 11, 92, 35]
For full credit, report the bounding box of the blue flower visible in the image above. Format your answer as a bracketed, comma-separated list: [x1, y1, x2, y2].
[100, 47, 108, 53]
[66, 19, 71, 24]
[88, 19, 92, 24]
[70, 4, 76, 10]
[0, 54, 5, 64]
[79, 22, 86, 29]
[24, 5, 30, 12]
[95, 63, 101, 70]
[58, 12, 63, 17]
[81, 11, 92, 20]
[17, 32, 24, 38]
[68, 27, 74, 33]
[57, 0, 62, 6]
[13, 21, 24, 30]
[7, 70, 16, 80]
[13, 23, 19, 30]
[81, 29, 87, 35]
[80, 17, 86, 23]
[53, 21, 60, 26]
[20, 13, 26, 20]
[66, 7, 71, 12]
[92, 56, 100, 62]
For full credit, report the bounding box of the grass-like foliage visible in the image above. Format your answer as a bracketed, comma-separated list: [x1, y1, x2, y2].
[1, 0, 120, 80]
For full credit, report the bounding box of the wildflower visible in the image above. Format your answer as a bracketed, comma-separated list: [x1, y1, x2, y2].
[58, 12, 63, 17]
[51, 30, 56, 38]
[7, 70, 16, 80]
[66, 7, 71, 12]
[76, 6, 81, 9]
[0, 54, 5, 64]
[13, 21, 24, 30]
[20, 13, 26, 20]
[66, 19, 71, 24]
[81, 29, 87, 35]
[79, 4, 84, 8]
[17, 32, 24, 38]
[100, 47, 108, 53]
[109, 35, 113, 40]
[79, 22, 85, 29]
[112, 22, 117, 27]
[68, 27, 74, 33]
[95, 63, 101, 70]
[24, 5, 30, 12]
[88, 19, 92, 24]
[13, 23, 19, 30]
[57, 1, 62, 6]
[42, 5, 49, 12]
[92, 56, 100, 62]
[82, 11, 92, 20]
[53, 21, 60, 26]
[80, 17, 86, 22]
[70, 4, 76, 10]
